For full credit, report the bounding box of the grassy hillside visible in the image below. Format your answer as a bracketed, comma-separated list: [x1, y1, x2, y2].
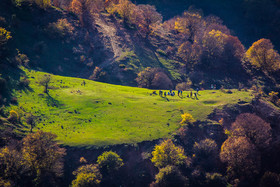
[8, 68, 253, 147]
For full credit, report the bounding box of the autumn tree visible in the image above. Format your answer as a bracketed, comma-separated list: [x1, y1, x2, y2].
[70, 0, 92, 26]
[89, 67, 107, 82]
[47, 18, 74, 38]
[201, 29, 245, 73]
[246, 39, 280, 73]
[72, 164, 102, 187]
[7, 110, 19, 124]
[220, 136, 260, 180]
[193, 139, 218, 158]
[97, 151, 123, 174]
[151, 139, 187, 168]
[174, 11, 203, 43]
[25, 113, 36, 132]
[151, 71, 173, 90]
[136, 67, 173, 89]
[202, 30, 228, 61]
[107, 0, 134, 24]
[22, 131, 66, 185]
[137, 5, 162, 35]
[175, 80, 192, 91]
[0, 147, 23, 186]
[231, 113, 272, 150]
[177, 41, 201, 68]
[39, 74, 51, 94]
[151, 165, 189, 187]
[0, 27, 12, 47]
[0, 27, 12, 57]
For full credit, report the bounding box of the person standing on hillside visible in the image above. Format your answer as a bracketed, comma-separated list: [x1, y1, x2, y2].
[190, 91, 193, 98]
[159, 90, 163, 97]
[194, 92, 198, 100]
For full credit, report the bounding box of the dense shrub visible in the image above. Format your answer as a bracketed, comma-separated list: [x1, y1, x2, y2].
[151, 165, 189, 187]
[180, 112, 195, 125]
[151, 139, 187, 168]
[72, 164, 102, 187]
[15, 50, 30, 66]
[47, 19, 74, 38]
[231, 113, 272, 150]
[136, 67, 173, 89]
[7, 110, 19, 124]
[193, 139, 218, 158]
[205, 173, 227, 187]
[220, 136, 260, 180]
[175, 80, 192, 91]
[89, 67, 108, 82]
[97, 151, 123, 174]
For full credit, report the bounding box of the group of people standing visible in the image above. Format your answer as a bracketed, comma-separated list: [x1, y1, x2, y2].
[158, 88, 200, 99]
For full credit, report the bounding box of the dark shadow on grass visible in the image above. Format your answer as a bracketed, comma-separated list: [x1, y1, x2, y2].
[45, 93, 61, 107]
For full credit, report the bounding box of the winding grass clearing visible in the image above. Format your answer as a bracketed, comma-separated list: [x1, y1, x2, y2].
[9, 68, 253, 147]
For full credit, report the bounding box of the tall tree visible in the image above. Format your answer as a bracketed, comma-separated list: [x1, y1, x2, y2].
[137, 4, 162, 35]
[39, 74, 51, 94]
[231, 113, 272, 150]
[22, 131, 66, 185]
[220, 136, 260, 180]
[246, 38, 280, 73]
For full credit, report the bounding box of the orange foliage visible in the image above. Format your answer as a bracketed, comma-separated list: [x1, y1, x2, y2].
[231, 113, 272, 150]
[220, 136, 260, 180]
[246, 38, 280, 72]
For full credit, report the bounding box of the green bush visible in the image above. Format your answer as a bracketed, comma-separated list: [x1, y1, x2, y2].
[72, 164, 102, 187]
[97, 151, 123, 174]
[152, 165, 189, 187]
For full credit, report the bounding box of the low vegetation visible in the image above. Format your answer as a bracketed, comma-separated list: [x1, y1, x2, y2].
[6, 68, 252, 147]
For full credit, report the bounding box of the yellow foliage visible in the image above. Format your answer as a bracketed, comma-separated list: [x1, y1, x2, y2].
[0, 178, 11, 187]
[269, 91, 278, 97]
[246, 39, 280, 72]
[180, 112, 195, 125]
[72, 164, 102, 187]
[219, 118, 224, 125]
[22, 131, 66, 184]
[34, 0, 51, 9]
[151, 139, 187, 168]
[224, 129, 232, 137]
[0, 27, 12, 46]
[8, 110, 19, 123]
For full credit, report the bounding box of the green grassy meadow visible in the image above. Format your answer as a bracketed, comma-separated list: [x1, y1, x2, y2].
[9, 68, 253, 147]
